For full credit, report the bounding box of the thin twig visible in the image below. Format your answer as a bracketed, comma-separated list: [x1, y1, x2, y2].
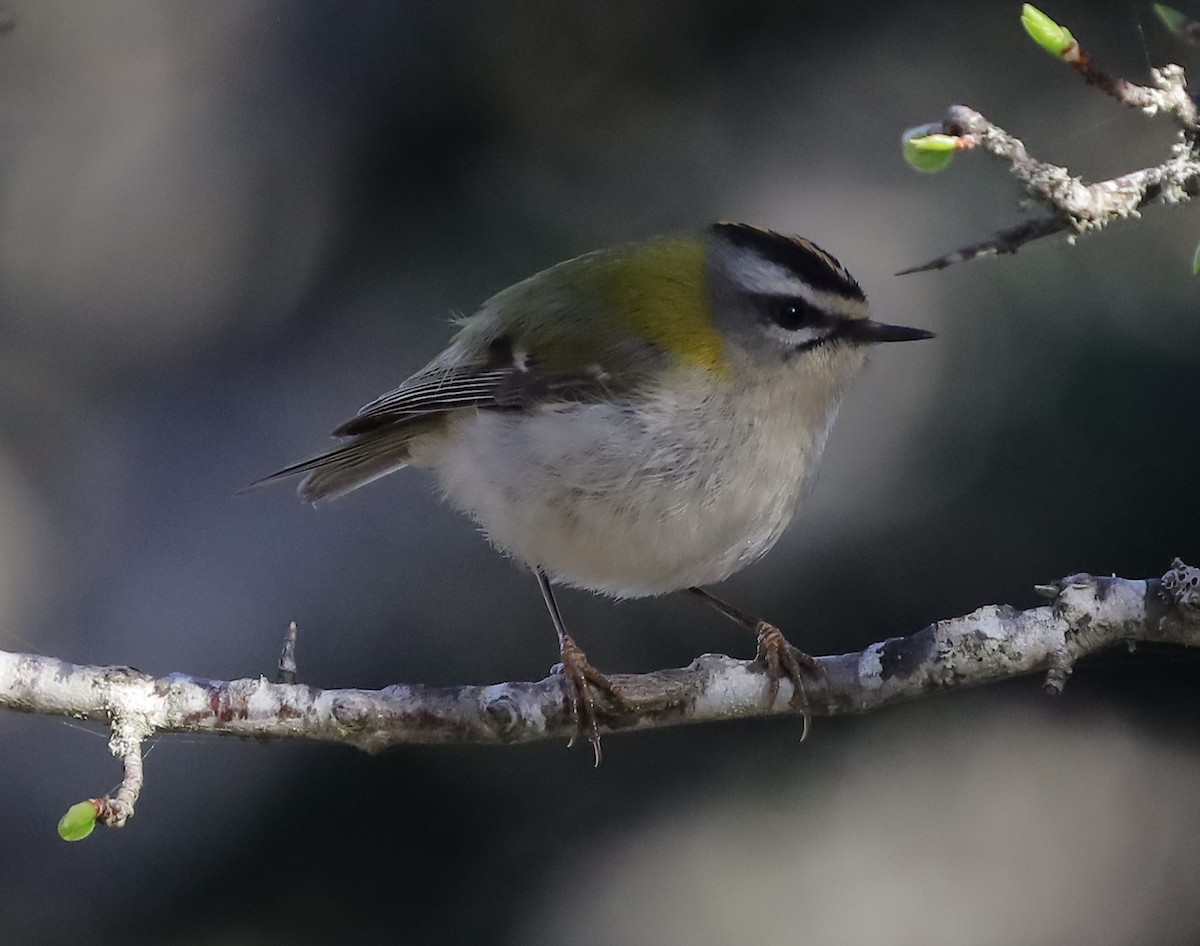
[896, 216, 1063, 274]
[94, 718, 147, 828]
[277, 621, 298, 685]
[1071, 58, 1198, 130]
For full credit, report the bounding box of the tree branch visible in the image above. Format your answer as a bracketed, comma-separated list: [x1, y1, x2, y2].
[900, 11, 1200, 274]
[5, 560, 1200, 833]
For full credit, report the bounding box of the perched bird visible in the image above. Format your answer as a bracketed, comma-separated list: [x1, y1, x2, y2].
[259, 223, 932, 761]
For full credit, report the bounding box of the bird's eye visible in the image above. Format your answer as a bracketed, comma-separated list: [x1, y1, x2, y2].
[771, 298, 821, 332]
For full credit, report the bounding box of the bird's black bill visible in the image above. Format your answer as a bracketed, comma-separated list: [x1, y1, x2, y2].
[842, 319, 935, 345]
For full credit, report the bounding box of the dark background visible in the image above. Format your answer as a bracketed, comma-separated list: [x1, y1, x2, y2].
[2, 1, 1200, 943]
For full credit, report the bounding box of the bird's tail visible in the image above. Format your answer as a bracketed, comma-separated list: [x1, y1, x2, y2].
[248, 429, 417, 502]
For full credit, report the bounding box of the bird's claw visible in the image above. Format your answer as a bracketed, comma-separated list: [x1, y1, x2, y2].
[755, 621, 823, 741]
[556, 633, 621, 766]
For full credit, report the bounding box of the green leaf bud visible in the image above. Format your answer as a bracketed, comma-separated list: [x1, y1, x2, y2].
[1020, 4, 1076, 58]
[901, 126, 958, 173]
[58, 800, 99, 841]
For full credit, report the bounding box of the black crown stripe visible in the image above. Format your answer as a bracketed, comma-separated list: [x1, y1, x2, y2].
[712, 222, 865, 301]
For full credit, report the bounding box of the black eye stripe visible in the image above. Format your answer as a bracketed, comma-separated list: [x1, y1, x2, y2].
[754, 294, 831, 333]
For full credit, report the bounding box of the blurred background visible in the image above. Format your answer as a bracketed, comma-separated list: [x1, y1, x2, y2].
[1, 1, 1199, 942]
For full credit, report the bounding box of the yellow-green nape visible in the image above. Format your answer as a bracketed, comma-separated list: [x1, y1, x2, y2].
[712, 222, 865, 302]
[584, 236, 728, 377]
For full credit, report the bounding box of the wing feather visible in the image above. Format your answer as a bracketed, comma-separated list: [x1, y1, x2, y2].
[332, 358, 613, 437]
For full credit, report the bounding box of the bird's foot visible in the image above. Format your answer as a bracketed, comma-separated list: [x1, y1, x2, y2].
[555, 632, 621, 767]
[754, 621, 823, 740]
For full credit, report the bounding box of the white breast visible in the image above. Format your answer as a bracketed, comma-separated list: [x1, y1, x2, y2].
[409, 360, 852, 598]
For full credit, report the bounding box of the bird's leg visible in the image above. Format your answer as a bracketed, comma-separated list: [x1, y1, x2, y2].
[536, 569, 621, 766]
[685, 586, 822, 739]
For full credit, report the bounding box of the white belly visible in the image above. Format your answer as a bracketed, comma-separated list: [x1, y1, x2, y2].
[411, 372, 844, 598]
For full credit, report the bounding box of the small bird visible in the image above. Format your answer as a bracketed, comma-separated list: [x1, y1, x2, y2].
[259, 223, 932, 761]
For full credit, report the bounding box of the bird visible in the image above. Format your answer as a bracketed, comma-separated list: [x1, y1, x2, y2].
[257, 222, 933, 762]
